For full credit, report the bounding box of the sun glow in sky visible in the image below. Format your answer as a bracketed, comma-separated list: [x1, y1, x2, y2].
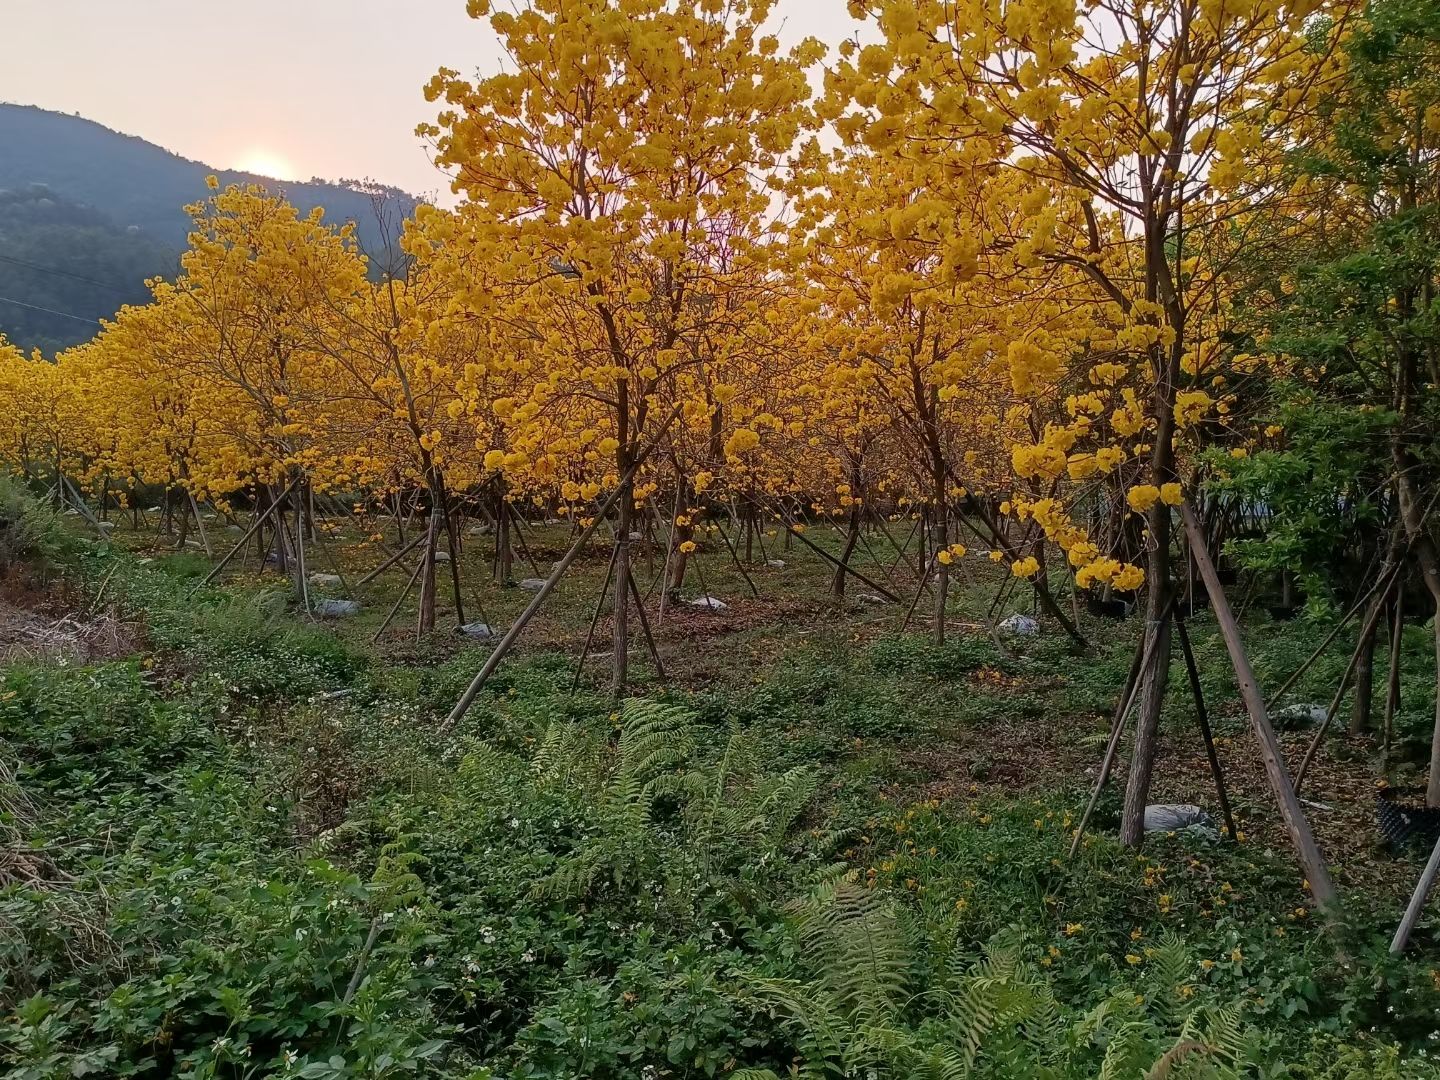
[233, 149, 297, 181]
[3, 1, 850, 202]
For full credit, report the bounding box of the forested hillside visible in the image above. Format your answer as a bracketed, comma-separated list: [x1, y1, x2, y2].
[0, 104, 416, 353]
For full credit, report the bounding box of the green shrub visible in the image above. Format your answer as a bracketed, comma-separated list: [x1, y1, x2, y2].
[0, 661, 454, 1077]
[0, 478, 66, 572]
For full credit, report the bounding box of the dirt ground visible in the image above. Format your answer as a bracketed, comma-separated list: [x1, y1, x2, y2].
[0, 565, 142, 665]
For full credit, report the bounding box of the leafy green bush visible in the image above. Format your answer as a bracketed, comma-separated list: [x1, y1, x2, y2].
[0, 661, 454, 1077]
[74, 549, 365, 700]
[0, 478, 66, 573]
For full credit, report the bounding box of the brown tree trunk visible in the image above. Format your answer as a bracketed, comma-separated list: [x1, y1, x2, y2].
[417, 504, 440, 636]
[174, 489, 191, 550]
[613, 488, 633, 698]
[1119, 326, 1180, 847]
[931, 521, 948, 644]
[1350, 612, 1379, 734]
[494, 486, 514, 584]
[1119, 572, 1173, 848]
[667, 476, 693, 595]
[1391, 440, 1440, 804]
[832, 509, 861, 599]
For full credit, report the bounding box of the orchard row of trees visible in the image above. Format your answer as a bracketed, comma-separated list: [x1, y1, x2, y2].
[0, 0, 1436, 875]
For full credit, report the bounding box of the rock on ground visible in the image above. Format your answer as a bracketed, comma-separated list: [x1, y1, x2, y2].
[1273, 703, 1328, 728]
[999, 613, 1039, 636]
[1143, 804, 1213, 833]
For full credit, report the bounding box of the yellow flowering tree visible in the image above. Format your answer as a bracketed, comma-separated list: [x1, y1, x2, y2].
[423, 0, 822, 692]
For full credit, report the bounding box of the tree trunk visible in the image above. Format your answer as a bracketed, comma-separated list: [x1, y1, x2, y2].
[1119, 578, 1173, 848]
[494, 486, 514, 584]
[668, 476, 693, 596]
[291, 498, 309, 611]
[1118, 302, 1182, 846]
[833, 503, 862, 600]
[417, 504, 441, 636]
[1391, 448, 1440, 804]
[931, 520, 948, 644]
[174, 490, 191, 550]
[612, 484, 633, 698]
[1350, 611, 1379, 734]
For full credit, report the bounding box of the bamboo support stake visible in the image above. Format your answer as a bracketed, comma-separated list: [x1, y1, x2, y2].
[627, 566, 665, 679]
[954, 556, 1010, 658]
[899, 555, 936, 633]
[1383, 597, 1404, 769]
[1293, 573, 1400, 795]
[373, 556, 425, 644]
[188, 493, 214, 558]
[198, 478, 301, 590]
[1266, 557, 1406, 710]
[60, 475, 108, 540]
[1173, 609, 1237, 840]
[711, 519, 761, 599]
[443, 503, 467, 627]
[307, 516, 357, 598]
[1069, 619, 1163, 858]
[1181, 503, 1337, 909]
[571, 543, 621, 692]
[356, 532, 426, 588]
[1391, 833, 1440, 954]
[442, 404, 681, 730]
[779, 520, 901, 602]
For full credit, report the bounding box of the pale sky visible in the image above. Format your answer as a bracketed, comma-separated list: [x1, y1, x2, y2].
[2, 0, 852, 204]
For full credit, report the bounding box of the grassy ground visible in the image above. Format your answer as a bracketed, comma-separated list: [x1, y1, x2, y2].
[4, 498, 1440, 1077]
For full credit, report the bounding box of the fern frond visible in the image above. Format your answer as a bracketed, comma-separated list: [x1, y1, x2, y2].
[616, 698, 696, 782]
[1099, 1019, 1157, 1080]
[789, 880, 909, 1025]
[1144, 1038, 1217, 1080]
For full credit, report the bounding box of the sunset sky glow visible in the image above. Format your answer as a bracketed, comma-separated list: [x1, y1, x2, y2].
[2, 0, 849, 201]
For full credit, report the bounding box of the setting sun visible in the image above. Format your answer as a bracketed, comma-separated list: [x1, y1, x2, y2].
[233, 148, 295, 180]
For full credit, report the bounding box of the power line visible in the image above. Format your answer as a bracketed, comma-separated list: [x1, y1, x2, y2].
[0, 252, 136, 294]
[0, 295, 100, 325]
